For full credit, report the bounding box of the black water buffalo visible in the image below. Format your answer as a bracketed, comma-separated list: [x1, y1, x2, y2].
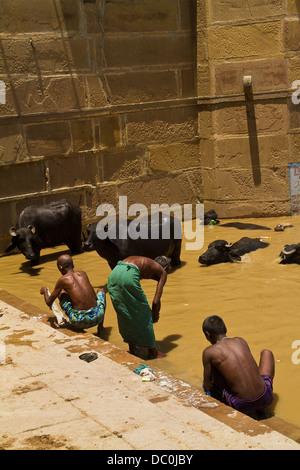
[84, 213, 182, 269]
[5, 200, 82, 265]
[279, 244, 300, 264]
[198, 237, 269, 266]
[274, 223, 294, 232]
[220, 222, 271, 230]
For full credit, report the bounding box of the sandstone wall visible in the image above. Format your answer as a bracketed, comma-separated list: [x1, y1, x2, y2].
[0, 0, 199, 253]
[1, 0, 299, 255]
[198, 0, 300, 218]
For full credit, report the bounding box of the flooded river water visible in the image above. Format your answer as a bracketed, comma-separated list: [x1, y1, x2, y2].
[1, 215, 300, 428]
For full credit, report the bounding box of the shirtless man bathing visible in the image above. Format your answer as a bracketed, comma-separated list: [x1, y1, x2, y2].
[40, 254, 106, 334]
[202, 315, 275, 416]
[107, 255, 169, 359]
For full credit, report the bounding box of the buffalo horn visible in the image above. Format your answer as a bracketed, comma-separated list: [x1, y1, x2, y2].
[28, 225, 36, 234]
[282, 247, 296, 255]
[9, 227, 17, 237]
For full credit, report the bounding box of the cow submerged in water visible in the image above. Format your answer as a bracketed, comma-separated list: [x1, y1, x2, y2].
[5, 200, 82, 266]
[198, 237, 270, 266]
[279, 244, 300, 264]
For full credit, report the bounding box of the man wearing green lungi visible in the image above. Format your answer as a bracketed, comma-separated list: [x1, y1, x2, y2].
[107, 256, 168, 359]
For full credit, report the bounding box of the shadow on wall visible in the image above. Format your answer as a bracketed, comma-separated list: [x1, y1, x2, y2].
[49, 0, 82, 111]
[245, 87, 261, 187]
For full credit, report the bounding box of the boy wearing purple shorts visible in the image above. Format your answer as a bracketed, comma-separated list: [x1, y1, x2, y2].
[202, 315, 274, 416]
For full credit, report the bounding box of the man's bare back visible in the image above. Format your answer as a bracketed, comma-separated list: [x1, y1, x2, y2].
[57, 270, 97, 310]
[202, 315, 275, 404]
[40, 254, 97, 310]
[122, 256, 165, 281]
[203, 337, 265, 399]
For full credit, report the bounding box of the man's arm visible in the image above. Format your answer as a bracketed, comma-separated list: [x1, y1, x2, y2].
[151, 267, 167, 323]
[124, 256, 168, 323]
[202, 348, 214, 394]
[40, 278, 64, 308]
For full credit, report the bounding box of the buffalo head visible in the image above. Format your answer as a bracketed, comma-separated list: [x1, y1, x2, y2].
[279, 244, 300, 264]
[5, 225, 42, 265]
[198, 240, 241, 266]
[83, 223, 97, 251]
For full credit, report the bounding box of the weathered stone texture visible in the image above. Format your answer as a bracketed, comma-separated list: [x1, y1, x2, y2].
[0, 124, 27, 164]
[146, 141, 200, 174]
[104, 71, 178, 104]
[0, 0, 299, 251]
[46, 155, 98, 190]
[207, 22, 281, 60]
[214, 101, 287, 136]
[103, 35, 194, 68]
[0, 0, 198, 250]
[99, 116, 122, 148]
[71, 120, 94, 153]
[126, 107, 198, 145]
[4, 76, 87, 116]
[215, 134, 290, 170]
[286, 0, 300, 15]
[214, 59, 289, 96]
[0, 162, 46, 198]
[284, 18, 300, 52]
[103, 0, 178, 33]
[118, 172, 201, 208]
[0, 38, 92, 75]
[0, 0, 81, 34]
[25, 122, 72, 157]
[209, 0, 283, 24]
[101, 148, 145, 182]
[215, 167, 288, 202]
[199, 0, 298, 217]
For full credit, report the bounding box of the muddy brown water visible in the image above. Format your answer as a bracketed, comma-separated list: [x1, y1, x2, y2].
[1, 216, 300, 428]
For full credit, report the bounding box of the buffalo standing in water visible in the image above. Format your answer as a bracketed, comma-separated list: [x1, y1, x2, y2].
[198, 237, 269, 266]
[84, 213, 182, 270]
[5, 200, 82, 266]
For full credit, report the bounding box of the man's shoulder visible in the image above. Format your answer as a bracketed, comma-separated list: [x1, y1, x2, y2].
[202, 344, 214, 357]
[71, 270, 88, 278]
[232, 336, 247, 345]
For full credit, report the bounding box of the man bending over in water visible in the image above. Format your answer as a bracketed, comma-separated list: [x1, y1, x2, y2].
[202, 315, 275, 416]
[107, 255, 169, 359]
[40, 254, 106, 334]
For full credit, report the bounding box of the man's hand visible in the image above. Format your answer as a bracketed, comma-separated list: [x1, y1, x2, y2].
[152, 301, 161, 323]
[97, 284, 107, 294]
[40, 287, 53, 308]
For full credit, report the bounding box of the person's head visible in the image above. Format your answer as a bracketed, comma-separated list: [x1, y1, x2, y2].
[202, 315, 227, 344]
[57, 254, 74, 274]
[154, 256, 172, 273]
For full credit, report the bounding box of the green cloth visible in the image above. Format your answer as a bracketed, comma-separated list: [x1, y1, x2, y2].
[107, 261, 156, 348]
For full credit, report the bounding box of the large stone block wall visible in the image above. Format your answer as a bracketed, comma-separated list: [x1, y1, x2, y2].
[0, 0, 199, 253]
[198, 0, 300, 217]
[1, 0, 299, 255]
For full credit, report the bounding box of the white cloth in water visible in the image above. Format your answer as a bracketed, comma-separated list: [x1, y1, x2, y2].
[46, 288, 69, 326]
[139, 368, 155, 381]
